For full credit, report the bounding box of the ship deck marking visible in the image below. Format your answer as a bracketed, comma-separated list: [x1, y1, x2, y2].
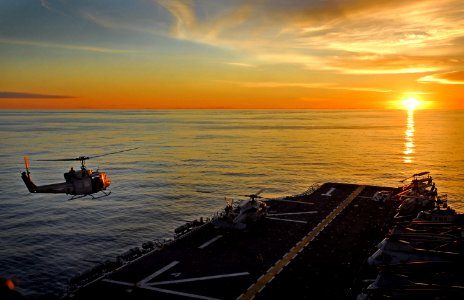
[267, 211, 318, 216]
[142, 285, 220, 300]
[265, 217, 307, 224]
[240, 185, 365, 300]
[198, 235, 223, 249]
[138, 260, 179, 285]
[321, 187, 336, 196]
[270, 199, 314, 205]
[101, 264, 247, 299]
[100, 279, 219, 300]
[147, 272, 250, 286]
[101, 279, 135, 287]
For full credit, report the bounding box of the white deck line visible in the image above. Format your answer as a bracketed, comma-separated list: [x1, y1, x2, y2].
[138, 261, 179, 285]
[147, 272, 250, 286]
[267, 211, 318, 216]
[102, 279, 135, 287]
[265, 217, 307, 224]
[198, 235, 223, 249]
[271, 199, 314, 205]
[142, 285, 220, 300]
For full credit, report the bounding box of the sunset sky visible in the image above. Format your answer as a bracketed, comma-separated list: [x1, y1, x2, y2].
[1, 0, 463, 109]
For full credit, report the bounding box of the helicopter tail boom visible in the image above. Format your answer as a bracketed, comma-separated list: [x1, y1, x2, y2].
[21, 172, 74, 194]
[21, 171, 37, 193]
[21, 158, 74, 194]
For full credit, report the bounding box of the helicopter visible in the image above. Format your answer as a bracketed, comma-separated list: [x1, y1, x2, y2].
[213, 189, 269, 230]
[367, 235, 460, 266]
[20, 147, 138, 199]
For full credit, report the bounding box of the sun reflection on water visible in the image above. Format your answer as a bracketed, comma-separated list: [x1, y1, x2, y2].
[403, 109, 415, 163]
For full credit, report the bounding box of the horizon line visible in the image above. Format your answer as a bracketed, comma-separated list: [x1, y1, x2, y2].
[0, 107, 459, 111]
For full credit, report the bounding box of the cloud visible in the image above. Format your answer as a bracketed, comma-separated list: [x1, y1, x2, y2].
[39, 0, 51, 10]
[221, 80, 333, 89]
[225, 62, 256, 68]
[418, 71, 464, 84]
[39, 0, 68, 16]
[326, 53, 448, 74]
[0, 38, 134, 54]
[0, 91, 75, 99]
[80, 10, 168, 36]
[155, 0, 464, 74]
[220, 80, 391, 92]
[330, 87, 393, 93]
[156, 0, 195, 38]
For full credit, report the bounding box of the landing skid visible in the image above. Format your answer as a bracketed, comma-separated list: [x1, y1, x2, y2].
[91, 190, 111, 199]
[68, 190, 111, 200]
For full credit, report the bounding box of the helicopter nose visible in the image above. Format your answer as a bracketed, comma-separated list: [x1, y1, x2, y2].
[100, 172, 111, 189]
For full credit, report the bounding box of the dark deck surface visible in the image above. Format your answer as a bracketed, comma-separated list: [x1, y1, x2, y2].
[67, 183, 399, 299]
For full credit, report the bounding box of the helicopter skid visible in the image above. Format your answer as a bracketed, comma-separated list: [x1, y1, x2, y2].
[68, 190, 111, 200]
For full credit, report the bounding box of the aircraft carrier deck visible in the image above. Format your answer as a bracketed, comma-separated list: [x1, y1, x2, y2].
[65, 182, 408, 299]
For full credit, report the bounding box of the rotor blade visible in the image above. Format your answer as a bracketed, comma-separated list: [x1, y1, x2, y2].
[87, 147, 140, 159]
[35, 147, 139, 162]
[255, 189, 265, 196]
[399, 175, 413, 182]
[400, 171, 430, 182]
[241, 189, 265, 198]
[37, 158, 83, 162]
[414, 171, 430, 177]
[242, 194, 262, 199]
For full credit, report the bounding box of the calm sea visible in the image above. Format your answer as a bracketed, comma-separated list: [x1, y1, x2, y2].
[0, 109, 463, 298]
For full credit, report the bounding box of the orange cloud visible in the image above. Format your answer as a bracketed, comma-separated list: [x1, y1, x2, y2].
[418, 71, 464, 84]
[156, 0, 464, 75]
[0, 91, 74, 99]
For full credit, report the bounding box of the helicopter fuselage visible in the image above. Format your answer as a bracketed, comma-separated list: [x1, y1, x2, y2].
[21, 147, 137, 198]
[21, 169, 111, 196]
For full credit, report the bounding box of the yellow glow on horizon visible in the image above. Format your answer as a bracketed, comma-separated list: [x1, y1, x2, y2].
[402, 98, 421, 110]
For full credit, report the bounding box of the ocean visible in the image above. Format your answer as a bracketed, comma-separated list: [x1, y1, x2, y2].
[0, 109, 463, 299]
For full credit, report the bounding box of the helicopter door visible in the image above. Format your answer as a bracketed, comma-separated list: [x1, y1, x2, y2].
[73, 177, 93, 195]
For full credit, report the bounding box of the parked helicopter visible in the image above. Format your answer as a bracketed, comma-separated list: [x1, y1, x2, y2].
[21, 147, 138, 199]
[213, 189, 269, 230]
[367, 237, 460, 266]
[359, 268, 464, 300]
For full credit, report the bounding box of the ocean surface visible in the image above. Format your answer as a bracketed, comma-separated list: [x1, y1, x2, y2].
[0, 109, 463, 299]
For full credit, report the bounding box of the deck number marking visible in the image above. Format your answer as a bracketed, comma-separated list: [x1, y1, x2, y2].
[321, 187, 336, 196]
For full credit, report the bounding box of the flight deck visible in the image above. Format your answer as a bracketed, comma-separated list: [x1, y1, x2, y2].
[66, 183, 402, 299]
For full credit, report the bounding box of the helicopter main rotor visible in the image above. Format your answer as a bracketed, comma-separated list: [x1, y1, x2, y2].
[242, 189, 265, 201]
[399, 171, 430, 183]
[36, 147, 139, 169]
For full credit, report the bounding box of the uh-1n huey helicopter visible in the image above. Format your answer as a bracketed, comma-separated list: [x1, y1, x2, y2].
[21, 147, 138, 199]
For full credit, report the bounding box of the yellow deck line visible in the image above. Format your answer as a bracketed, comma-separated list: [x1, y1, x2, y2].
[239, 185, 365, 300]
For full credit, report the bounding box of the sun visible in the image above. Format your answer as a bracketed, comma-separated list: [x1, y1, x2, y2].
[402, 98, 421, 110]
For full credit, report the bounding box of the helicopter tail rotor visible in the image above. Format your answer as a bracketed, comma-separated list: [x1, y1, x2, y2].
[21, 157, 37, 193]
[24, 156, 30, 175]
